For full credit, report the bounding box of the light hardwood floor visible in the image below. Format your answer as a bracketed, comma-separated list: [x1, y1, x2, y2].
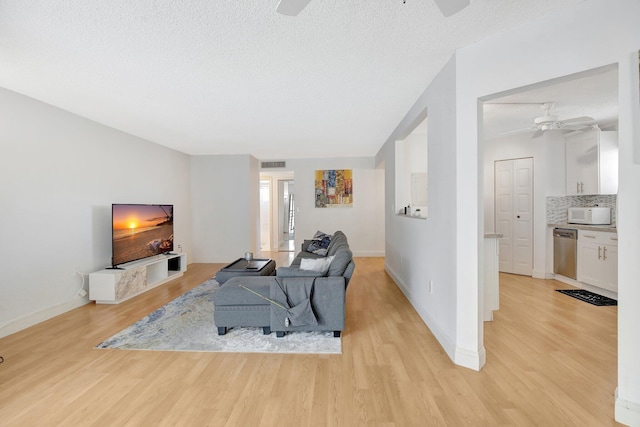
[0, 255, 621, 426]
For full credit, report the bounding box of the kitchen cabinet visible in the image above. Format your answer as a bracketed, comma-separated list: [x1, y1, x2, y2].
[565, 128, 618, 195]
[577, 230, 618, 292]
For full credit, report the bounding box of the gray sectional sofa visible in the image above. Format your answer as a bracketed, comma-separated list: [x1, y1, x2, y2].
[214, 230, 355, 337]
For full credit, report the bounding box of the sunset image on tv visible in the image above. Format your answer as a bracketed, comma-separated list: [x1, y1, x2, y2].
[112, 204, 174, 266]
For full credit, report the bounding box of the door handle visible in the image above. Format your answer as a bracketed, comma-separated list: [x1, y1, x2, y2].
[598, 246, 602, 260]
[580, 182, 584, 193]
[577, 182, 580, 193]
[603, 246, 607, 261]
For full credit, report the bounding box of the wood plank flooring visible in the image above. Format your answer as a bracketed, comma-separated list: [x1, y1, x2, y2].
[0, 255, 621, 426]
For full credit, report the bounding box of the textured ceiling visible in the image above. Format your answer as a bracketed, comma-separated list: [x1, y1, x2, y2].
[0, 0, 583, 159]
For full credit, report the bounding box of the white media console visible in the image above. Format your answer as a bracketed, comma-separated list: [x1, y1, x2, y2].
[89, 252, 187, 304]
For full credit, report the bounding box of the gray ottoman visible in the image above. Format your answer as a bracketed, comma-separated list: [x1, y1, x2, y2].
[214, 274, 277, 336]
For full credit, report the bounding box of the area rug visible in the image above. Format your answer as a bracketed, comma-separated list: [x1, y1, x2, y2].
[556, 289, 617, 306]
[96, 279, 341, 354]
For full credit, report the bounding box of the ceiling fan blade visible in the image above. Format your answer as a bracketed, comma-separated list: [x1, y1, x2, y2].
[276, 0, 312, 16]
[561, 116, 594, 125]
[531, 129, 545, 139]
[493, 126, 537, 138]
[432, 0, 470, 17]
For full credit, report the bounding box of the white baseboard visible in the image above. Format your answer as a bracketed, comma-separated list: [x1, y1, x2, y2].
[615, 388, 640, 426]
[532, 269, 550, 279]
[553, 274, 618, 300]
[384, 263, 457, 364]
[0, 296, 90, 339]
[455, 346, 486, 371]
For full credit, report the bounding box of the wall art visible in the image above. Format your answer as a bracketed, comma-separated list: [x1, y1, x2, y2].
[315, 169, 353, 208]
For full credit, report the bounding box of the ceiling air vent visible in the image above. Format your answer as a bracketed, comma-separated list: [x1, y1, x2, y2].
[261, 161, 286, 169]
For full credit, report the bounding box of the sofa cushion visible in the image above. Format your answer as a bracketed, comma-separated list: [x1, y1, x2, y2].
[327, 231, 348, 257]
[300, 255, 335, 275]
[327, 247, 352, 277]
[289, 250, 322, 268]
[276, 267, 325, 278]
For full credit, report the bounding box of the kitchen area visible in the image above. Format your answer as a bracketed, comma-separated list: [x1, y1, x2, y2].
[546, 126, 618, 299]
[482, 65, 620, 308]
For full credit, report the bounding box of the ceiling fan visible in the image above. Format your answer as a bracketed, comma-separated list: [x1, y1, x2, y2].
[276, 0, 470, 17]
[500, 102, 594, 139]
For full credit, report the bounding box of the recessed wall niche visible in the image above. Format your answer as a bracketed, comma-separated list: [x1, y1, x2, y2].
[395, 116, 428, 218]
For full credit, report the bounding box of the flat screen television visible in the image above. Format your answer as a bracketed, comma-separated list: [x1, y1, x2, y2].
[111, 204, 174, 267]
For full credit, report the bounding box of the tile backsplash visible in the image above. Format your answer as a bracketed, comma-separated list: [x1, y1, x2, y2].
[546, 195, 617, 225]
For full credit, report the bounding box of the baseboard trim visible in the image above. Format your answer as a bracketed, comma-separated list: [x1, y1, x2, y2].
[0, 296, 90, 339]
[384, 263, 456, 364]
[615, 388, 640, 426]
[531, 269, 549, 279]
[455, 346, 486, 371]
[553, 274, 618, 300]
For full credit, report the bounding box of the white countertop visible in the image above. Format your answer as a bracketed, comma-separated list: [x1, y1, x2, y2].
[548, 223, 617, 233]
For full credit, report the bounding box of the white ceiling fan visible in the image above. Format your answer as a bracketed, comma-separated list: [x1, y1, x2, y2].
[276, 0, 470, 17]
[500, 102, 594, 139]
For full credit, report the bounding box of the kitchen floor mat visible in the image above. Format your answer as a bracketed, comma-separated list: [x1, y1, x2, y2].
[556, 289, 617, 306]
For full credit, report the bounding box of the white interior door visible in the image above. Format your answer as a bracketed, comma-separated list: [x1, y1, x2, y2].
[495, 158, 533, 276]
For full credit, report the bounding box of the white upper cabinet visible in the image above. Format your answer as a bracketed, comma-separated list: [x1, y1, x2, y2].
[565, 128, 618, 195]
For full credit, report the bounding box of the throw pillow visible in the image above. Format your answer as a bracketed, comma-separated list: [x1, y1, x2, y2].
[307, 230, 332, 256]
[300, 255, 335, 275]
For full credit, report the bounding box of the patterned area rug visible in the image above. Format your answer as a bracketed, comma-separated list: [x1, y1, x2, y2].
[96, 279, 341, 354]
[557, 289, 617, 306]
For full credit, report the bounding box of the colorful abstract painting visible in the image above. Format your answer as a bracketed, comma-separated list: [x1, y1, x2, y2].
[315, 169, 353, 208]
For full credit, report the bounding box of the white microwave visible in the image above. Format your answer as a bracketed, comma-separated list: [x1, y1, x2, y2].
[568, 207, 611, 225]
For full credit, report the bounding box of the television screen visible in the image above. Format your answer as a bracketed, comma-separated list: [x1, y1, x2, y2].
[112, 204, 174, 267]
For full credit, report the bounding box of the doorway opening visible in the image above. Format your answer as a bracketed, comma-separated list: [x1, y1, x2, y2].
[259, 178, 271, 252]
[279, 179, 295, 251]
[260, 170, 295, 252]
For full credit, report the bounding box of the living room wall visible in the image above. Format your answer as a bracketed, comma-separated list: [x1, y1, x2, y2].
[376, 55, 459, 365]
[0, 88, 193, 338]
[190, 154, 260, 262]
[190, 155, 385, 262]
[284, 157, 385, 257]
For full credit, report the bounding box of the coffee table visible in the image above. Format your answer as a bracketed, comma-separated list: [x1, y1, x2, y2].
[215, 258, 276, 284]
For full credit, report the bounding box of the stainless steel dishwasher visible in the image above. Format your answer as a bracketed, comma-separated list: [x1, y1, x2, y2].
[553, 228, 578, 279]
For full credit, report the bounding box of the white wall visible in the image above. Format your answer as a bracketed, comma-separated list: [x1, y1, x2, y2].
[190, 155, 260, 262]
[192, 156, 384, 260]
[454, 0, 640, 423]
[284, 157, 385, 257]
[377, 55, 460, 363]
[0, 88, 192, 338]
[378, 4, 640, 423]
